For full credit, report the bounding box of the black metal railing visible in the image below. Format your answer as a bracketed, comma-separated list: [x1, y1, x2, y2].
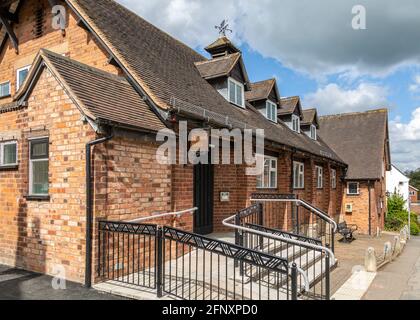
[97, 221, 158, 289]
[98, 221, 299, 300]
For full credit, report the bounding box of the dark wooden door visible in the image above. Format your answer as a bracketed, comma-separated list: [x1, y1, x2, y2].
[193, 160, 214, 235]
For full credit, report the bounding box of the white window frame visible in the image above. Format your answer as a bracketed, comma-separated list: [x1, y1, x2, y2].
[227, 77, 245, 108]
[257, 155, 278, 189]
[316, 166, 323, 189]
[265, 100, 278, 123]
[291, 114, 300, 133]
[0, 81, 11, 98]
[310, 124, 317, 140]
[331, 169, 337, 189]
[293, 161, 305, 189]
[29, 137, 49, 196]
[16, 65, 31, 90]
[0, 140, 18, 167]
[347, 182, 360, 195]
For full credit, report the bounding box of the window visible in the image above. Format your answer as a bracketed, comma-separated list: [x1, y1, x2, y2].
[347, 182, 359, 195]
[291, 114, 300, 133]
[293, 161, 305, 189]
[257, 156, 277, 189]
[29, 138, 49, 196]
[331, 169, 337, 189]
[316, 166, 323, 189]
[0, 81, 10, 98]
[17, 66, 31, 90]
[228, 78, 244, 108]
[310, 125, 317, 140]
[0, 141, 17, 167]
[265, 100, 277, 123]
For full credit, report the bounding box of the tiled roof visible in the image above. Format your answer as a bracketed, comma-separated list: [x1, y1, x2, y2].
[18, 49, 166, 133]
[319, 109, 389, 180]
[195, 53, 241, 80]
[302, 109, 319, 127]
[245, 79, 278, 102]
[279, 96, 301, 116]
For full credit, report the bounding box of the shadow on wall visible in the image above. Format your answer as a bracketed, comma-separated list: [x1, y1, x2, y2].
[12, 199, 47, 298]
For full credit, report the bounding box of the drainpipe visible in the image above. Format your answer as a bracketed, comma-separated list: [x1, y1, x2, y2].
[85, 130, 114, 288]
[368, 180, 372, 236]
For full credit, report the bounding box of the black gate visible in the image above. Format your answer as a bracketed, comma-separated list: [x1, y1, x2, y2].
[193, 159, 214, 235]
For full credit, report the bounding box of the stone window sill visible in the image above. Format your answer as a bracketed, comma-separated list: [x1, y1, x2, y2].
[25, 195, 50, 201]
[0, 164, 18, 170]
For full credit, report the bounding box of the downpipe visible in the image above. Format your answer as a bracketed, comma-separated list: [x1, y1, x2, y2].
[85, 131, 114, 288]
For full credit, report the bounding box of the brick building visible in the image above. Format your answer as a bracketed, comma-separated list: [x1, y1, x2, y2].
[0, 0, 389, 285]
[319, 110, 391, 235]
[409, 185, 419, 204]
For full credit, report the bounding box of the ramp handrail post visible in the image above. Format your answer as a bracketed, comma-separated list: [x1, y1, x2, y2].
[325, 246, 331, 301]
[156, 226, 164, 298]
[291, 263, 298, 300]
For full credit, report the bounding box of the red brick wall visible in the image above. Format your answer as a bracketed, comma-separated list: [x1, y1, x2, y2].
[0, 68, 95, 282]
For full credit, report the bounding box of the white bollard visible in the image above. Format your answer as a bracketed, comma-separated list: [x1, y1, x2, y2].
[383, 242, 392, 262]
[393, 236, 402, 258]
[365, 247, 377, 273]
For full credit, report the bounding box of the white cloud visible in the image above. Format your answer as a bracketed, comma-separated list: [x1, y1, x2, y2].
[409, 75, 420, 93]
[117, 0, 420, 77]
[303, 83, 389, 115]
[390, 108, 420, 171]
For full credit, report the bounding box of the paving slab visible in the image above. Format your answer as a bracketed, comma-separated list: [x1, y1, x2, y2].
[0, 264, 126, 300]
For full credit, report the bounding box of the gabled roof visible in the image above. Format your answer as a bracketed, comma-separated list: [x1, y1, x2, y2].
[319, 109, 390, 180]
[302, 109, 319, 128]
[15, 49, 166, 133]
[245, 79, 280, 103]
[205, 36, 241, 56]
[194, 53, 251, 88]
[279, 96, 303, 117]
[410, 185, 419, 192]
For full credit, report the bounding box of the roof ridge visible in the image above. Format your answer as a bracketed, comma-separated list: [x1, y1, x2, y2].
[281, 96, 300, 101]
[251, 78, 276, 85]
[319, 108, 388, 119]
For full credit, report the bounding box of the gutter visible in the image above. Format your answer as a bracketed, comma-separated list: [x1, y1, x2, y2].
[85, 130, 114, 288]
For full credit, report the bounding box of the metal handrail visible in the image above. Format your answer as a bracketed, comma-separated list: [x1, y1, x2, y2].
[250, 197, 338, 232]
[126, 207, 198, 223]
[223, 214, 313, 292]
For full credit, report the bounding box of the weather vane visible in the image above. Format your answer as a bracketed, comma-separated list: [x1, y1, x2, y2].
[215, 20, 232, 37]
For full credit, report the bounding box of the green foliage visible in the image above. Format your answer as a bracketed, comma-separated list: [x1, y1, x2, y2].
[385, 193, 420, 236]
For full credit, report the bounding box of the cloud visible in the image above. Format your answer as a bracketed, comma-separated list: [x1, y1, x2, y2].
[390, 108, 420, 171]
[117, 0, 420, 77]
[409, 75, 420, 93]
[303, 83, 389, 115]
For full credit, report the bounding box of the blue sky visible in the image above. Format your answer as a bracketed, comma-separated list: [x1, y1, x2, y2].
[118, 0, 420, 171]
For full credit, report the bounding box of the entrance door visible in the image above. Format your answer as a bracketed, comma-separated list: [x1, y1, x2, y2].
[193, 160, 214, 235]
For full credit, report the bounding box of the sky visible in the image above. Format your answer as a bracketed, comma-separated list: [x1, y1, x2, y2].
[117, 0, 420, 172]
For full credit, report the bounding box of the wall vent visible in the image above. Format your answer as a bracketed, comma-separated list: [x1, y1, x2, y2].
[33, 6, 46, 39]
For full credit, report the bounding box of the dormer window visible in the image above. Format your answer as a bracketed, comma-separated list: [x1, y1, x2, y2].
[265, 100, 277, 123]
[310, 125, 317, 140]
[228, 78, 244, 108]
[292, 114, 300, 133]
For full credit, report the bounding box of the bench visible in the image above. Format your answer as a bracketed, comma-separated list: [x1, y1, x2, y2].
[337, 222, 358, 243]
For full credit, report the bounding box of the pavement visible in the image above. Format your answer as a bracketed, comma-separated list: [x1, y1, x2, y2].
[331, 233, 396, 294]
[363, 236, 420, 300]
[0, 264, 126, 300]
